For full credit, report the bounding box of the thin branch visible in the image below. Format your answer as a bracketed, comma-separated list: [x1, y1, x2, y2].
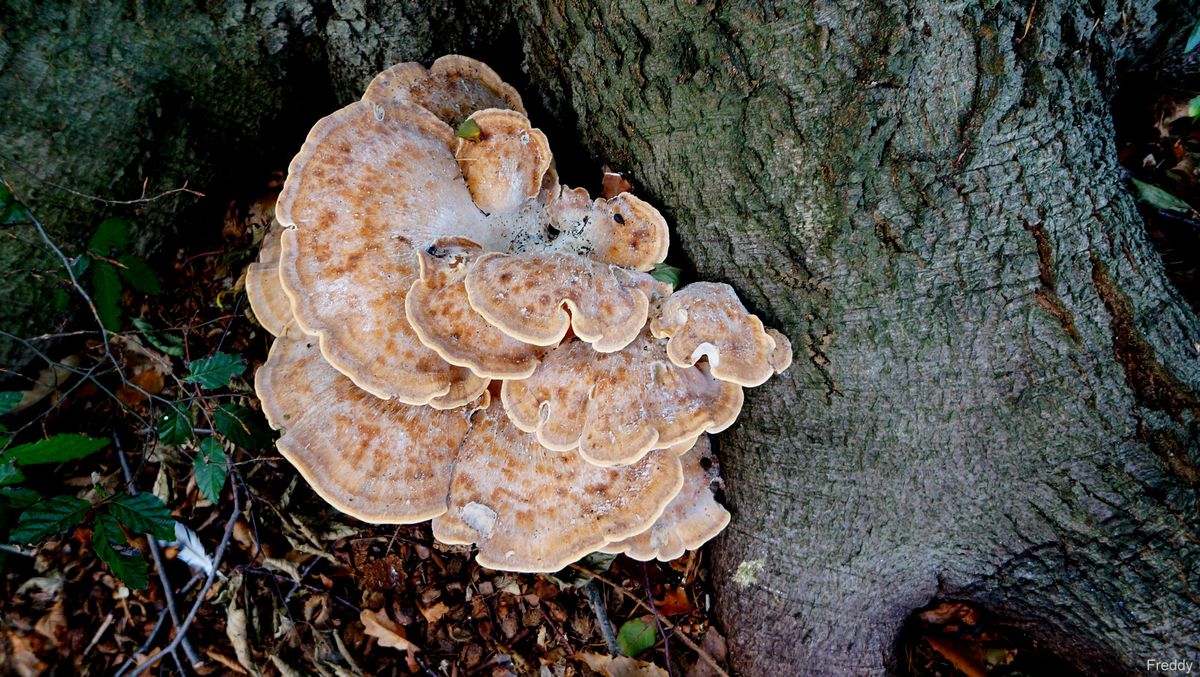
[583, 579, 622, 656]
[0, 159, 204, 205]
[120, 483, 241, 677]
[569, 564, 729, 677]
[116, 440, 201, 667]
[642, 563, 674, 676]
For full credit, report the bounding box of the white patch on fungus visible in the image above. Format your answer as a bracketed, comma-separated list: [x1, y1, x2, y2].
[460, 501, 498, 539]
[689, 341, 720, 368]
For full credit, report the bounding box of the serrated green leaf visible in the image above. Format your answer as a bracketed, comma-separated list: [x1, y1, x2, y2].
[194, 438, 228, 503]
[0, 392, 21, 416]
[156, 406, 194, 445]
[91, 513, 148, 590]
[184, 351, 244, 389]
[455, 118, 482, 140]
[1187, 20, 1200, 53]
[92, 261, 123, 331]
[616, 616, 657, 657]
[10, 495, 90, 544]
[132, 318, 185, 357]
[1132, 178, 1192, 213]
[214, 403, 272, 450]
[88, 217, 130, 255]
[650, 263, 683, 290]
[1, 486, 41, 509]
[0, 462, 24, 486]
[116, 255, 161, 295]
[1, 434, 108, 466]
[110, 493, 175, 540]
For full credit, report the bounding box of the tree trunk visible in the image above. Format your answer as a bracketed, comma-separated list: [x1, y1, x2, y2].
[514, 0, 1200, 673]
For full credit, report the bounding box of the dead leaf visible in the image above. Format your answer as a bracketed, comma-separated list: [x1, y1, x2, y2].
[923, 634, 987, 677]
[655, 587, 694, 616]
[601, 169, 633, 199]
[918, 602, 978, 626]
[579, 652, 670, 677]
[360, 608, 418, 653]
[687, 626, 728, 677]
[419, 601, 450, 625]
[5, 633, 48, 677]
[227, 601, 259, 675]
[33, 601, 66, 649]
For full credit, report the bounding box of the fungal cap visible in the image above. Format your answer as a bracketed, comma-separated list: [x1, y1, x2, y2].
[405, 237, 545, 379]
[274, 99, 490, 404]
[455, 109, 552, 215]
[255, 335, 482, 523]
[464, 251, 655, 352]
[362, 54, 525, 125]
[545, 187, 670, 271]
[245, 219, 294, 337]
[650, 282, 794, 386]
[601, 436, 730, 561]
[500, 333, 744, 466]
[431, 400, 685, 573]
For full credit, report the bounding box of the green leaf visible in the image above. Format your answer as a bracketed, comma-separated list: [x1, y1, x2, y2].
[214, 403, 272, 450]
[1187, 20, 1200, 53]
[110, 493, 175, 540]
[1, 434, 108, 466]
[194, 438, 228, 503]
[156, 406, 194, 445]
[0, 391, 22, 415]
[91, 513, 148, 590]
[0, 182, 30, 224]
[10, 495, 90, 544]
[116, 255, 161, 295]
[184, 351, 245, 389]
[132, 318, 185, 357]
[1132, 178, 1192, 213]
[88, 217, 130, 255]
[455, 118, 482, 141]
[650, 263, 683, 290]
[92, 261, 123, 331]
[1190, 95, 1200, 120]
[1, 486, 41, 509]
[616, 616, 657, 657]
[0, 462, 24, 486]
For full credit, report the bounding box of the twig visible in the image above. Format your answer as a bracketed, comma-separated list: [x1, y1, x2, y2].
[536, 599, 573, 653]
[642, 563, 674, 676]
[111, 609, 169, 676]
[120, 483, 241, 677]
[583, 579, 622, 656]
[0, 159, 204, 205]
[570, 564, 729, 677]
[116, 439, 201, 667]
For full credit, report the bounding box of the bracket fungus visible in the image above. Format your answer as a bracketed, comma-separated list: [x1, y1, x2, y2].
[249, 55, 793, 573]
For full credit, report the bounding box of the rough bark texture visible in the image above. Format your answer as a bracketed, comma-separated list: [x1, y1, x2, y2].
[4, 0, 1200, 674]
[516, 0, 1200, 673]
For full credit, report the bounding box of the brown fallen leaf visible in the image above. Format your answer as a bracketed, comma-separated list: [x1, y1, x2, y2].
[655, 587, 694, 616]
[33, 600, 67, 649]
[360, 608, 419, 653]
[601, 169, 634, 199]
[924, 634, 987, 677]
[419, 600, 450, 625]
[918, 602, 978, 626]
[686, 627, 728, 677]
[579, 652, 669, 677]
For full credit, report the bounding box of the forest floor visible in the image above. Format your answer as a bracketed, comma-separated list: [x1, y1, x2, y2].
[0, 175, 729, 677]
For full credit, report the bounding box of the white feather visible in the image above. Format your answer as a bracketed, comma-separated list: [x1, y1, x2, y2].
[165, 521, 214, 576]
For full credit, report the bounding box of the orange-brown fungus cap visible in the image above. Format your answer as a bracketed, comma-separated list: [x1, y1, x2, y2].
[246, 219, 294, 337]
[650, 282, 794, 387]
[544, 187, 669, 271]
[255, 336, 482, 523]
[432, 400, 684, 573]
[601, 436, 731, 561]
[363, 54, 525, 125]
[406, 237, 545, 379]
[464, 252, 664, 352]
[500, 333, 744, 466]
[455, 109, 551, 215]
[275, 100, 490, 404]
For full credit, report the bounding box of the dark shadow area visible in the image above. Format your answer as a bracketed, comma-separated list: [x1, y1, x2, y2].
[1111, 51, 1200, 315]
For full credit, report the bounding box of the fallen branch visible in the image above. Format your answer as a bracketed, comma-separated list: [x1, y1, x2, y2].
[119, 482, 241, 677]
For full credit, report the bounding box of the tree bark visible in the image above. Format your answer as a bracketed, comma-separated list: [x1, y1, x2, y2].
[514, 0, 1200, 673]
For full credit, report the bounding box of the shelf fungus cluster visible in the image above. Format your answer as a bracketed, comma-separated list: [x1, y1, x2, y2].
[249, 56, 792, 573]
